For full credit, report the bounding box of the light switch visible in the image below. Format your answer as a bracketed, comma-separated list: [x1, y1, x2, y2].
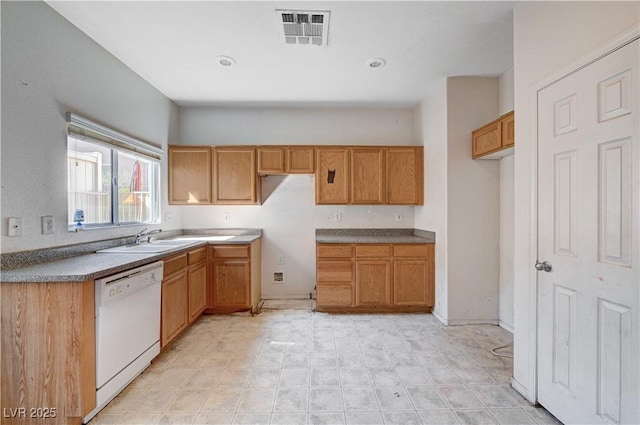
[8, 217, 22, 237]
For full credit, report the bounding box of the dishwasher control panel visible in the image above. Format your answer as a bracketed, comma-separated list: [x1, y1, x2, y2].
[96, 261, 164, 307]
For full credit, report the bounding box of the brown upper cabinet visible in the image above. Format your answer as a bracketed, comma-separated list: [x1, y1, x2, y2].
[386, 147, 424, 205]
[168, 146, 212, 204]
[169, 144, 423, 206]
[472, 110, 515, 159]
[351, 148, 385, 204]
[212, 147, 260, 204]
[257, 146, 315, 175]
[316, 147, 350, 204]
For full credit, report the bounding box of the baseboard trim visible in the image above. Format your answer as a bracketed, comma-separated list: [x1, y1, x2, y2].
[446, 318, 500, 326]
[499, 320, 514, 334]
[511, 377, 530, 401]
[431, 309, 448, 325]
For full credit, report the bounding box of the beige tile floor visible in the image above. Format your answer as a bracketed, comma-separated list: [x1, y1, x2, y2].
[90, 302, 561, 425]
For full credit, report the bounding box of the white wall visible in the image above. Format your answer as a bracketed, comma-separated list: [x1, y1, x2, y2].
[179, 106, 416, 299]
[0, 1, 180, 253]
[414, 80, 448, 319]
[512, 1, 640, 401]
[499, 68, 515, 332]
[414, 77, 502, 325]
[446, 77, 500, 324]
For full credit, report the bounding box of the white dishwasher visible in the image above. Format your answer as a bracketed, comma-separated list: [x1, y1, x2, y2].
[84, 261, 163, 423]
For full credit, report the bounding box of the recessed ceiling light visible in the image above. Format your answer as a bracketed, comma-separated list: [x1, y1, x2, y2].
[216, 55, 236, 67]
[365, 57, 386, 69]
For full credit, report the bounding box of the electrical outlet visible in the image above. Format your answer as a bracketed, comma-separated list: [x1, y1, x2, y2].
[334, 212, 342, 222]
[278, 255, 285, 265]
[8, 217, 22, 237]
[164, 212, 172, 222]
[42, 216, 55, 234]
[395, 213, 402, 222]
[224, 212, 231, 222]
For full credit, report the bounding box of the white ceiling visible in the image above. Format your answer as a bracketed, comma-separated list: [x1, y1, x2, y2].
[47, 1, 516, 108]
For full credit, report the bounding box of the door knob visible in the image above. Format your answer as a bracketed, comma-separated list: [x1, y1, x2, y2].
[535, 260, 552, 272]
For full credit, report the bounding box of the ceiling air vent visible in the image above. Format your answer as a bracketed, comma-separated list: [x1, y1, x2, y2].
[277, 10, 330, 46]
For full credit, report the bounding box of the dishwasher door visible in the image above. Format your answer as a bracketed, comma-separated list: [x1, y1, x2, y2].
[95, 261, 163, 388]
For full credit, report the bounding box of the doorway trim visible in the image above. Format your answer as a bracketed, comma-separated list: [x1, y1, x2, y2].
[524, 24, 640, 405]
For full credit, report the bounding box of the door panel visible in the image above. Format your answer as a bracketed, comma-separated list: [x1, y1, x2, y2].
[537, 39, 639, 425]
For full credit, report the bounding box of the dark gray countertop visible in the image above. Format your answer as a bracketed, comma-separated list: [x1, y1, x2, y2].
[316, 228, 435, 244]
[1, 229, 261, 283]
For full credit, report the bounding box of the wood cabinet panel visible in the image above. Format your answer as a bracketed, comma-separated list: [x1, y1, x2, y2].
[316, 148, 350, 204]
[317, 244, 353, 258]
[212, 245, 250, 258]
[213, 147, 259, 204]
[317, 284, 353, 307]
[1, 281, 96, 423]
[386, 147, 424, 205]
[502, 111, 515, 147]
[211, 261, 250, 307]
[393, 244, 431, 257]
[472, 111, 515, 159]
[393, 260, 428, 306]
[188, 247, 207, 265]
[317, 260, 353, 283]
[287, 146, 315, 173]
[164, 254, 188, 277]
[355, 260, 391, 306]
[355, 244, 391, 257]
[168, 146, 212, 205]
[351, 148, 385, 204]
[188, 262, 207, 323]
[258, 147, 286, 174]
[162, 272, 189, 347]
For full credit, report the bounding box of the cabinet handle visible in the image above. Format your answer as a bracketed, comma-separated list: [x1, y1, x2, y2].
[327, 169, 336, 184]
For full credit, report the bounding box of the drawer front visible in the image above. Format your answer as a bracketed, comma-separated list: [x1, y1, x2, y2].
[188, 247, 207, 264]
[355, 244, 391, 258]
[212, 245, 250, 259]
[317, 284, 353, 307]
[164, 254, 188, 277]
[393, 244, 432, 258]
[317, 244, 353, 258]
[317, 260, 353, 283]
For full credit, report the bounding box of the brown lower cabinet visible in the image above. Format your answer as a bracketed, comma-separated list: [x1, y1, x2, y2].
[316, 243, 434, 312]
[161, 247, 207, 349]
[206, 239, 261, 314]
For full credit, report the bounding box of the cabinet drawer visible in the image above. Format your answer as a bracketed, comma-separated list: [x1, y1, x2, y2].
[164, 254, 188, 276]
[393, 244, 431, 258]
[188, 247, 207, 264]
[355, 244, 391, 258]
[212, 245, 250, 259]
[317, 284, 353, 307]
[317, 260, 353, 282]
[317, 244, 353, 258]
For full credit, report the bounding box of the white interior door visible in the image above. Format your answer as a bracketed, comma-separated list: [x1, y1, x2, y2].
[537, 38, 639, 425]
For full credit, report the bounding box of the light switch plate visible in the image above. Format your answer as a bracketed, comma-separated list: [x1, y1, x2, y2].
[8, 217, 22, 237]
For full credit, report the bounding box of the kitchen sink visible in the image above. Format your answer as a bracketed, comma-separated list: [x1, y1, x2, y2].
[97, 240, 200, 254]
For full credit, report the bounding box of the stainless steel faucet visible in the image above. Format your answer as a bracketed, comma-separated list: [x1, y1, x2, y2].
[134, 228, 162, 244]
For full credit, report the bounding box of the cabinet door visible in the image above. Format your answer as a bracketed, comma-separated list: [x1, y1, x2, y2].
[316, 148, 349, 204]
[168, 146, 212, 204]
[212, 261, 250, 307]
[501, 111, 515, 148]
[188, 262, 207, 323]
[287, 147, 315, 173]
[393, 260, 429, 306]
[355, 260, 391, 306]
[351, 148, 385, 204]
[161, 272, 189, 347]
[213, 147, 259, 204]
[386, 147, 423, 205]
[472, 120, 502, 158]
[258, 147, 286, 174]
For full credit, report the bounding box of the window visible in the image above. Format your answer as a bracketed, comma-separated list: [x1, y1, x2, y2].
[67, 114, 162, 230]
